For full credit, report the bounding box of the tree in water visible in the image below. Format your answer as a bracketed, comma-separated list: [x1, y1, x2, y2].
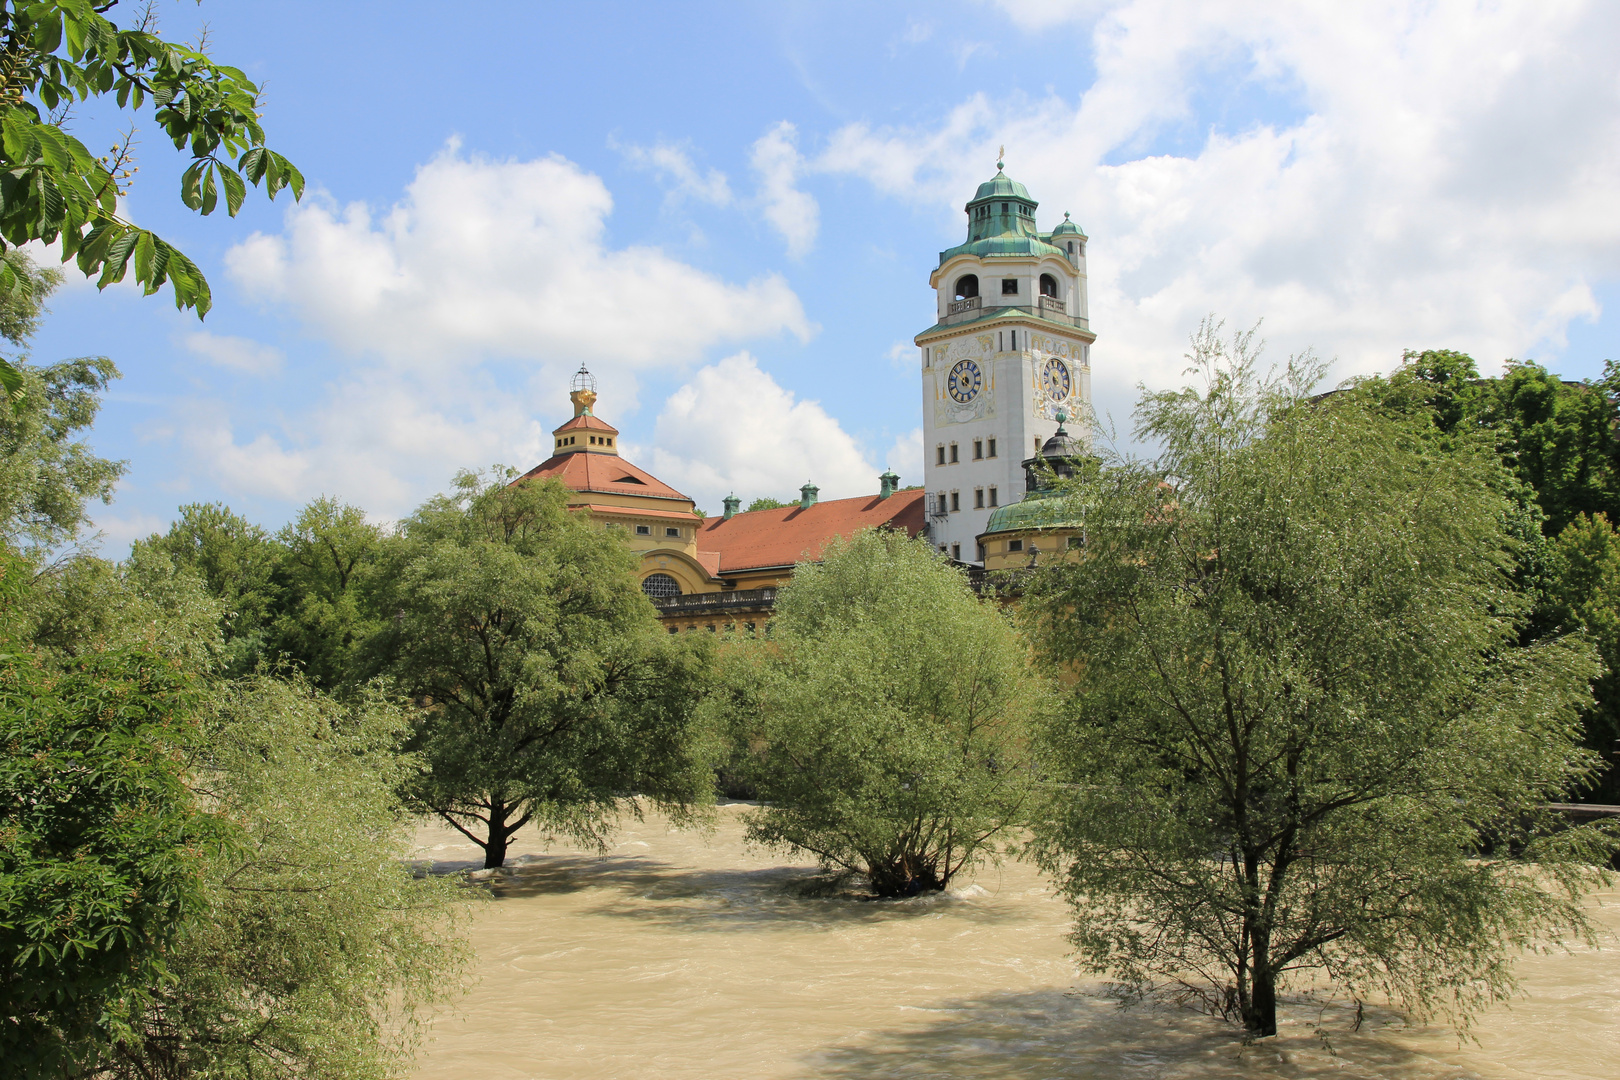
[364, 470, 716, 868]
[1023, 320, 1614, 1038]
[726, 528, 1045, 897]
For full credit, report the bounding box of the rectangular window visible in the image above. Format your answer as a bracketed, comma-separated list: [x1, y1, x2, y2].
[973, 439, 983, 460]
[635, 525, 651, 535]
[1009, 330, 1017, 350]
[974, 488, 984, 509]
[665, 527, 681, 537]
[1002, 278, 1018, 295]
[949, 443, 959, 463]
[1008, 539, 1024, 552]
[977, 543, 986, 561]
[937, 445, 946, 466]
[989, 486, 998, 507]
[951, 543, 961, 560]
[988, 438, 997, 458]
[1067, 536, 1082, 549]
[950, 491, 961, 512]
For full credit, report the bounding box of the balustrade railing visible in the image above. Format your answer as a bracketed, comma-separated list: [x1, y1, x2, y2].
[947, 296, 981, 316]
[652, 587, 777, 613]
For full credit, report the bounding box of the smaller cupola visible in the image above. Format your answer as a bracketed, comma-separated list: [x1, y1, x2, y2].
[1023, 411, 1083, 492]
[551, 364, 621, 457]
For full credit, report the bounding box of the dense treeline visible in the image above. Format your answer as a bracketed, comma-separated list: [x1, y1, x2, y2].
[1358, 348, 1620, 799]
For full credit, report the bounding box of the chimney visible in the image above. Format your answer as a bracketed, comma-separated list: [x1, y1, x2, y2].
[879, 470, 899, 499]
[799, 482, 819, 510]
[722, 493, 740, 520]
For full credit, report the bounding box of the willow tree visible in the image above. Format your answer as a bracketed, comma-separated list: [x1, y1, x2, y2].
[730, 529, 1045, 897]
[1023, 321, 1613, 1039]
[365, 471, 716, 869]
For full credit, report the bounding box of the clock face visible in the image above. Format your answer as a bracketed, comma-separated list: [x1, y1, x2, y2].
[1042, 358, 1072, 400]
[948, 359, 983, 403]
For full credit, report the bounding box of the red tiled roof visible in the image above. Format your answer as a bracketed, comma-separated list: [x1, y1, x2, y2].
[553, 414, 618, 435]
[516, 453, 691, 502]
[697, 489, 927, 573]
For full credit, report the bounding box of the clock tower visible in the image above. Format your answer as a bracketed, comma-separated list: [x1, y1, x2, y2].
[915, 161, 1094, 562]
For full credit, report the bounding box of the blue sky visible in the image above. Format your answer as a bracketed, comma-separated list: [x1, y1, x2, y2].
[22, 0, 1620, 549]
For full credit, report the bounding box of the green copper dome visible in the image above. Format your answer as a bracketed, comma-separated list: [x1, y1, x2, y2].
[942, 168, 1072, 266]
[1050, 212, 1085, 237]
[983, 492, 1076, 534]
[970, 171, 1033, 203]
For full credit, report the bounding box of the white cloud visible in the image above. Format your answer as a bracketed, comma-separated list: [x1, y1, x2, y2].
[225, 140, 811, 371]
[885, 428, 924, 485]
[87, 508, 171, 553]
[886, 341, 916, 371]
[646, 353, 883, 511]
[195, 143, 820, 518]
[613, 138, 733, 205]
[173, 366, 551, 518]
[182, 331, 283, 376]
[817, 0, 1620, 431]
[751, 122, 820, 258]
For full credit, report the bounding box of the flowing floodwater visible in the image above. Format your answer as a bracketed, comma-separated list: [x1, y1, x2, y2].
[411, 803, 1619, 1080]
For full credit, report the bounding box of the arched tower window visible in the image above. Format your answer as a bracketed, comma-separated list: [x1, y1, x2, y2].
[1039, 274, 1059, 297]
[1067, 241, 1075, 256]
[955, 274, 979, 299]
[640, 573, 681, 599]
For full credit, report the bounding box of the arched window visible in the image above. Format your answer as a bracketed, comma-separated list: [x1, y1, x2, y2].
[955, 274, 979, 299]
[1039, 274, 1059, 297]
[640, 573, 681, 599]
[1066, 241, 1075, 256]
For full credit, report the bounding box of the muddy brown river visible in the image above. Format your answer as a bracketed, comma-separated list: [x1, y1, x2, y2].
[411, 803, 1618, 1080]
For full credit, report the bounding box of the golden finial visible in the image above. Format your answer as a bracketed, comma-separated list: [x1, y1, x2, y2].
[997, 145, 1005, 171]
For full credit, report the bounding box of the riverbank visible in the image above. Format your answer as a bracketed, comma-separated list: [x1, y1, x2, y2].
[410, 803, 1617, 1080]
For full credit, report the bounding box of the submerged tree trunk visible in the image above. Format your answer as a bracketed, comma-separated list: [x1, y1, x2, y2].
[1243, 938, 1279, 1037]
[481, 796, 521, 869]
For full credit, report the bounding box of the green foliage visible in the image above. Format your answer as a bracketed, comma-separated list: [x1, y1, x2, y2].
[0, 249, 62, 348]
[104, 675, 470, 1079]
[0, 354, 124, 550]
[729, 529, 1044, 897]
[1367, 350, 1620, 536]
[364, 470, 717, 868]
[1477, 359, 1620, 535]
[134, 502, 280, 672]
[0, 0, 304, 317]
[20, 546, 224, 671]
[0, 561, 217, 1076]
[1023, 321, 1613, 1038]
[1545, 513, 1620, 797]
[745, 496, 788, 512]
[268, 496, 383, 688]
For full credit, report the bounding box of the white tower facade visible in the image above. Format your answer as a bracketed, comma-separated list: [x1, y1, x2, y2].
[915, 166, 1095, 562]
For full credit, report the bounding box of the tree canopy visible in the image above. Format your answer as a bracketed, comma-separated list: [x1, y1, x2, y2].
[363, 470, 717, 868]
[727, 529, 1045, 896]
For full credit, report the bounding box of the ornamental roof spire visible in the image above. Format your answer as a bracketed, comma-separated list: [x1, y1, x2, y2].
[569, 364, 597, 417]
